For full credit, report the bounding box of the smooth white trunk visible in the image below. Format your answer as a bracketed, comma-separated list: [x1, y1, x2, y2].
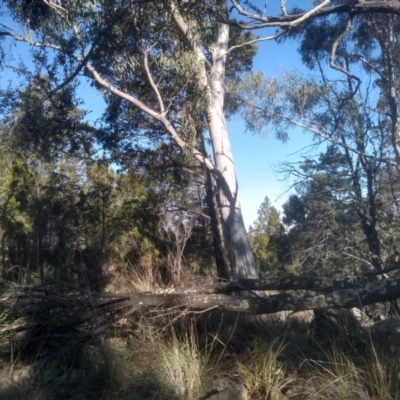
[206, 0, 259, 281]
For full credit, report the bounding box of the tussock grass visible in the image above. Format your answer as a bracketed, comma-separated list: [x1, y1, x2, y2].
[237, 337, 287, 400]
[288, 338, 400, 400]
[104, 258, 162, 293]
[130, 318, 222, 400]
[301, 346, 369, 399]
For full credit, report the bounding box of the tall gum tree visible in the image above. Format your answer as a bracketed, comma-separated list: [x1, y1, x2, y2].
[205, 0, 258, 280]
[163, 0, 258, 280]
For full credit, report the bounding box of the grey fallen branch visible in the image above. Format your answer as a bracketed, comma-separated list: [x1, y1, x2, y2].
[1, 275, 399, 345]
[9, 276, 399, 324]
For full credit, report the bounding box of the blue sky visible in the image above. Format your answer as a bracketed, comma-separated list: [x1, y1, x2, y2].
[228, 37, 318, 228]
[223, 0, 320, 228]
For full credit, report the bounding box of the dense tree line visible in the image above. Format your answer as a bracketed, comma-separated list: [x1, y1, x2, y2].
[0, 77, 215, 288]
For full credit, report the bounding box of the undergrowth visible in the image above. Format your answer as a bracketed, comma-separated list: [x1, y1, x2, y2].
[1, 300, 400, 399]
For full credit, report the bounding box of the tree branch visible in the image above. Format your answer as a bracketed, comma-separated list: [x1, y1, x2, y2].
[329, 17, 361, 100]
[166, 0, 211, 69]
[256, 108, 398, 167]
[142, 48, 165, 115]
[228, 1, 400, 29]
[218, 29, 288, 60]
[16, 274, 400, 328]
[230, 0, 331, 27]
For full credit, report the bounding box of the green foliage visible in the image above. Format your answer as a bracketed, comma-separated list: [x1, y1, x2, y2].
[0, 34, 222, 284]
[279, 143, 400, 277]
[282, 194, 306, 227]
[249, 196, 283, 273]
[0, 0, 263, 285]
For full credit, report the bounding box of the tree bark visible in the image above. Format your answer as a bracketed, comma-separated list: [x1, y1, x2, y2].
[230, 1, 400, 29]
[83, 275, 400, 317]
[206, 0, 259, 282]
[203, 159, 230, 280]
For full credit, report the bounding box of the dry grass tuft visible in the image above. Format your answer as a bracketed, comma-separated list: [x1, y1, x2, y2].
[130, 318, 223, 400]
[290, 339, 400, 400]
[237, 337, 287, 399]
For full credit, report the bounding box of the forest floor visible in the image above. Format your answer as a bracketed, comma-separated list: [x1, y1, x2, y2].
[0, 275, 399, 400]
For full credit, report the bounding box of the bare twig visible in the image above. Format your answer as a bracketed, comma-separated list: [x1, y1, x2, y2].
[217, 29, 289, 60]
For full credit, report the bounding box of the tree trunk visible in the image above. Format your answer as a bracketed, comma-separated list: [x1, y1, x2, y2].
[203, 164, 230, 280]
[206, 0, 259, 282]
[32, 275, 400, 331]
[343, 141, 383, 272]
[199, 128, 230, 280]
[200, 132, 230, 279]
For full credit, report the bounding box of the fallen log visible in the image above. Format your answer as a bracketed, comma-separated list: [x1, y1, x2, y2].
[1, 275, 399, 338]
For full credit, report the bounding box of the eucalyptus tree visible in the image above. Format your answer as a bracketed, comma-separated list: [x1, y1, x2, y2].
[234, 7, 400, 276]
[248, 196, 282, 272]
[290, 6, 400, 172]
